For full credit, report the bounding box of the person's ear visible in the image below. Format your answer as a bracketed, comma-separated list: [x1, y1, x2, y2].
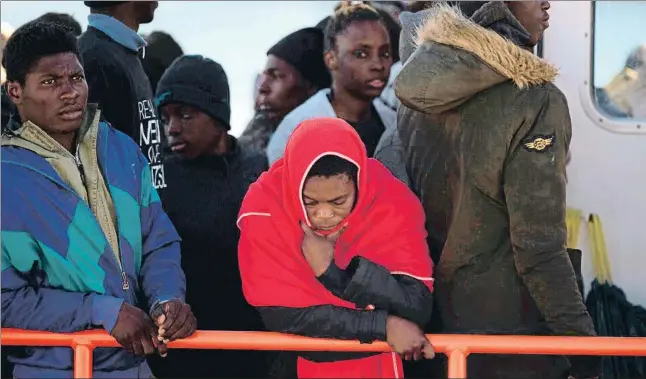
[5, 81, 23, 105]
[324, 50, 339, 71]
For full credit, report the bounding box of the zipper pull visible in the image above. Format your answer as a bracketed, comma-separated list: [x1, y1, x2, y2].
[74, 148, 86, 184]
[121, 272, 130, 290]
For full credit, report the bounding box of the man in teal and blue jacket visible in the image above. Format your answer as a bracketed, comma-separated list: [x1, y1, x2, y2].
[1, 20, 196, 379]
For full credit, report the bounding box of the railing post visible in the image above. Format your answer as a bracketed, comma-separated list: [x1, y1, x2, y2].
[73, 339, 94, 379]
[446, 347, 469, 379]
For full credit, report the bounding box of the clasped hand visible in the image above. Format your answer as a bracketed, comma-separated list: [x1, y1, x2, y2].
[110, 300, 196, 357]
[301, 222, 435, 361]
[300, 221, 345, 276]
[386, 315, 435, 361]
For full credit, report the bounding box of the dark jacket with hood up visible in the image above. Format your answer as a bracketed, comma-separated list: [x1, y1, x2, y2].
[375, 3, 598, 379]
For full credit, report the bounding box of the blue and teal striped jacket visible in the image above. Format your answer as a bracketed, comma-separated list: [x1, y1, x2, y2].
[1, 109, 185, 378]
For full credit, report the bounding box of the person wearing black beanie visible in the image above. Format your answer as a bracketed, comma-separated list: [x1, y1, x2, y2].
[267, 2, 396, 165]
[239, 27, 330, 155]
[266, 27, 331, 91]
[148, 55, 269, 379]
[155, 55, 232, 133]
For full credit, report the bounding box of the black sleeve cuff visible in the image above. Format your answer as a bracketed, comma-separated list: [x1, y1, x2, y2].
[317, 260, 350, 297]
[366, 309, 388, 343]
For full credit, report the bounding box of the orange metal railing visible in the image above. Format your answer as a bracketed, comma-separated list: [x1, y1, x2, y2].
[2, 328, 646, 378]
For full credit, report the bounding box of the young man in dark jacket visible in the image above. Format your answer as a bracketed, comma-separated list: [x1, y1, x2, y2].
[149, 55, 269, 378]
[1, 20, 195, 378]
[238, 27, 331, 155]
[79, 1, 167, 191]
[375, 2, 599, 379]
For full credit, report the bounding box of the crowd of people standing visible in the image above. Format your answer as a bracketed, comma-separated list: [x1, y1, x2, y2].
[1, 1, 600, 379]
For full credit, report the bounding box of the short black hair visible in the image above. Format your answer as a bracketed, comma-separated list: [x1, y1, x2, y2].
[307, 154, 359, 183]
[141, 31, 184, 93]
[33, 12, 83, 37]
[2, 20, 81, 85]
[324, 3, 385, 52]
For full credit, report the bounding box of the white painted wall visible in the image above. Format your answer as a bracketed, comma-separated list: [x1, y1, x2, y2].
[544, 1, 646, 307]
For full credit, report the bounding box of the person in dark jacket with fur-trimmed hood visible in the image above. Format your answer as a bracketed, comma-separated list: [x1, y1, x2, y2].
[375, 2, 599, 379]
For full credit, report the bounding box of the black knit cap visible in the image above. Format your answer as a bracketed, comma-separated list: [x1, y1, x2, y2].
[155, 55, 231, 130]
[267, 27, 331, 90]
[84, 1, 128, 8]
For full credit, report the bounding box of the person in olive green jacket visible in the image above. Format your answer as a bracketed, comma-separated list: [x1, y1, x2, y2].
[374, 2, 599, 379]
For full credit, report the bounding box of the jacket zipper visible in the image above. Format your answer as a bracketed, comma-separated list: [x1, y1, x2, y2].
[7, 125, 131, 292]
[74, 147, 86, 184]
[73, 145, 129, 291]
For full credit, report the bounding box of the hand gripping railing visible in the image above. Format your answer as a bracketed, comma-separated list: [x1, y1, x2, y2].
[2, 329, 646, 378]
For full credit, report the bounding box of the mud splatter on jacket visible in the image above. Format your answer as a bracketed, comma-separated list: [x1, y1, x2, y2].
[377, 4, 598, 379]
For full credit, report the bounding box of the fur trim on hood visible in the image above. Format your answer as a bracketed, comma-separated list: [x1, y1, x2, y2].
[416, 4, 557, 88]
[395, 3, 558, 114]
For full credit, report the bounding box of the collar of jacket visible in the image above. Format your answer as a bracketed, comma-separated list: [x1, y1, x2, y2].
[88, 13, 146, 52]
[1, 104, 100, 156]
[167, 135, 241, 168]
[415, 4, 557, 88]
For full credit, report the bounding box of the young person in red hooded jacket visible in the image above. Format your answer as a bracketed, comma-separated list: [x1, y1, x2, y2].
[237, 117, 435, 378]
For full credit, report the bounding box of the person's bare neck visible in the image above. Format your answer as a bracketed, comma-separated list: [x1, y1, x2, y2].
[330, 83, 372, 123]
[52, 132, 77, 153]
[209, 132, 231, 156]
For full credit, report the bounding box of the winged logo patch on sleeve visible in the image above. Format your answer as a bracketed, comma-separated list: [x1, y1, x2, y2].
[522, 133, 555, 152]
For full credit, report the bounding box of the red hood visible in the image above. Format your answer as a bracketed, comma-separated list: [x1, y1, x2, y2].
[281, 117, 370, 235]
[237, 117, 433, 311]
